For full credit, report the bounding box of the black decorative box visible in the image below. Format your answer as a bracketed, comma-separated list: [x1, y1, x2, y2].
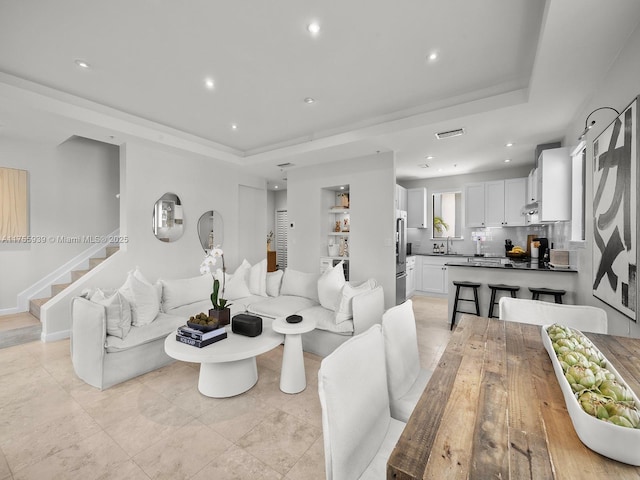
[232, 314, 263, 337]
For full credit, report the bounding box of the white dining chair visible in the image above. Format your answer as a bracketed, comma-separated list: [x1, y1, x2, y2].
[382, 300, 432, 422]
[499, 297, 608, 333]
[318, 325, 406, 480]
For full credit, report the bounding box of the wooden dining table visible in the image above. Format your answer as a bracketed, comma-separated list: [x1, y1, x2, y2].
[387, 314, 640, 479]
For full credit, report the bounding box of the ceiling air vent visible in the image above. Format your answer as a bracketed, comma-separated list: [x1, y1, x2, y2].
[277, 162, 294, 168]
[435, 128, 465, 140]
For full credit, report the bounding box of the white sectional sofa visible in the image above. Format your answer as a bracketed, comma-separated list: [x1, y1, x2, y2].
[71, 260, 384, 390]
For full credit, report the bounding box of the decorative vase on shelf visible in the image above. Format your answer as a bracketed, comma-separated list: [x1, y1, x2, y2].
[208, 308, 231, 326]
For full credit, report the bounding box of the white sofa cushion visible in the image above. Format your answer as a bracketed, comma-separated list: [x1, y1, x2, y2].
[298, 305, 354, 335]
[119, 268, 160, 327]
[266, 270, 284, 297]
[248, 295, 318, 318]
[160, 274, 213, 311]
[217, 261, 251, 300]
[335, 279, 377, 324]
[105, 312, 184, 353]
[248, 259, 268, 297]
[280, 269, 320, 302]
[317, 261, 345, 311]
[90, 289, 132, 339]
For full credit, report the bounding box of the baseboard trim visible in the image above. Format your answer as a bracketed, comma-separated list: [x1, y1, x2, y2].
[41, 329, 70, 343]
[0, 307, 21, 316]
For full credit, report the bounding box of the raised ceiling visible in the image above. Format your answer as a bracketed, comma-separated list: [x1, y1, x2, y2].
[1, 0, 639, 186]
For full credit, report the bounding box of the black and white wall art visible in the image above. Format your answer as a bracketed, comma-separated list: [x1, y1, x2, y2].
[592, 96, 638, 320]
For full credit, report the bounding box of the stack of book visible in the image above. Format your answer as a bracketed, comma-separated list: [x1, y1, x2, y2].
[176, 325, 227, 347]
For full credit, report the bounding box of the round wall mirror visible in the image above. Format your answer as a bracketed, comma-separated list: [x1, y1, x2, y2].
[152, 192, 184, 242]
[197, 210, 223, 252]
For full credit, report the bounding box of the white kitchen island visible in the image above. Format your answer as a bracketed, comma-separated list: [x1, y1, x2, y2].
[446, 261, 579, 321]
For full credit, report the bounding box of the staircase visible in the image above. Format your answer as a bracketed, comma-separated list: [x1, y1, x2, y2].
[28, 245, 120, 320]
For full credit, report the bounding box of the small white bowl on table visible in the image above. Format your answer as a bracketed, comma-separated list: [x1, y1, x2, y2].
[164, 318, 283, 398]
[272, 317, 317, 394]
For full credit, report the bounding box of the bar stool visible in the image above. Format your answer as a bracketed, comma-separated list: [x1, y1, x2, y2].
[487, 284, 520, 318]
[529, 287, 566, 304]
[450, 281, 481, 330]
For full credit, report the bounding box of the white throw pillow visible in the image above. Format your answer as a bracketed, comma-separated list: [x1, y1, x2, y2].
[280, 269, 320, 302]
[317, 261, 346, 311]
[266, 270, 284, 297]
[90, 289, 132, 339]
[216, 261, 251, 301]
[335, 279, 377, 324]
[248, 259, 268, 297]
[119, 268, 160, 326]
[160, 274, 213, 311]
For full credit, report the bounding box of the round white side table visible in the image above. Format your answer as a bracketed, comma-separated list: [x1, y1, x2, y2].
[272, 317, 316, 394]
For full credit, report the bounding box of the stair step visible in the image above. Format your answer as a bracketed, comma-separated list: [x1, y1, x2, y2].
[29, 297, 50, 320]
[0, 312, 41, 349]
[71, 269, 90, 282]
[89, 257, 106, 269]
[51, 283, 71, 296]
[106, 246, 120, 258]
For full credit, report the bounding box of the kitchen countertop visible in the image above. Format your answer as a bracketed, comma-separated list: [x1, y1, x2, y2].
[446, 260, 577, 272]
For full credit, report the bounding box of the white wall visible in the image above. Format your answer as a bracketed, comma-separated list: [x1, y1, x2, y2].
[287, 152, 396, 307]
[42, 140, 266, 337]
[564, 21, 640, 337]
[0, 136, 119, 310]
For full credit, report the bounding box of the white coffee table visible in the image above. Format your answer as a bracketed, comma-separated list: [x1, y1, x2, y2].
[272, 317, 317, 394]
[164, 318, 283, 398]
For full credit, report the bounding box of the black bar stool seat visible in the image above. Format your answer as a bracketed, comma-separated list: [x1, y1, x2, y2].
[487, 284, 520, 318]
[451, 281, 481, 330]
[529, 287, 566, 304]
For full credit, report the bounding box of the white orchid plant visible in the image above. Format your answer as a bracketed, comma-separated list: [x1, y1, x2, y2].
[199, 247, 229, 310]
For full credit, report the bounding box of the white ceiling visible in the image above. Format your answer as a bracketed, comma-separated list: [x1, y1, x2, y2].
[1, 0, 639, 188]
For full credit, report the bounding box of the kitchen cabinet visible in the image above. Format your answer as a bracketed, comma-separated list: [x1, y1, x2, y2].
[527, 168, 539, 203]
[503, 178, 527, 226]
[538, 147, 571, 222]
[396, 184, 408, 211]
[407, 187, 427, 228]
[407, 256, 416, 296]
[464, 178, 526, 227]
[420, 256, 450, 295]
[464, 183, 485, 227]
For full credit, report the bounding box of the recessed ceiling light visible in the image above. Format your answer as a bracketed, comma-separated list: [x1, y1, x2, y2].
[74, 59, 90, 69]
[307, 22, 320, 35]
[504, 159, 512, 163]
[427, 51, 438, 62]
[304, 97, 315, 104]
[425, 155, 434, 160]
[274, 185, 279, 189]
[340, 186, 345, 190]
[204, 78, 215, 90]
[231, 124, 238, 130]
[505, 142, 514, 147]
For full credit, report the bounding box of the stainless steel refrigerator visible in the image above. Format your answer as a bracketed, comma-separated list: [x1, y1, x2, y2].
[396, 210, 407, 305]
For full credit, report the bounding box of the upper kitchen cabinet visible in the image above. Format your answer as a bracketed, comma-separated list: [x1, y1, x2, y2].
[464, 182, 485, 227]
[407, 187, 427, 228]
[465, 178, 526, 227]
[525, 147, 571, 223]
[395, 184, 408, 211]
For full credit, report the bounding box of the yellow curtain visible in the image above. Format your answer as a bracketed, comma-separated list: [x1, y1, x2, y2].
[0, 167, 28, 238]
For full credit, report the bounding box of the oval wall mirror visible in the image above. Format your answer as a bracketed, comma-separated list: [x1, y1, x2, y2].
[197, 210, 224, 252]
[152, 192, 184, 242]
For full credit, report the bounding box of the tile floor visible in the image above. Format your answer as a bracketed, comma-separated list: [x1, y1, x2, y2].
[0, 295, 451, 480]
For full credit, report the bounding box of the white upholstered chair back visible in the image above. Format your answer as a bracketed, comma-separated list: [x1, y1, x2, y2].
[499, 297, 608, 333]
[318, 325, 405, 480]
[382, 301, 420, 400]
